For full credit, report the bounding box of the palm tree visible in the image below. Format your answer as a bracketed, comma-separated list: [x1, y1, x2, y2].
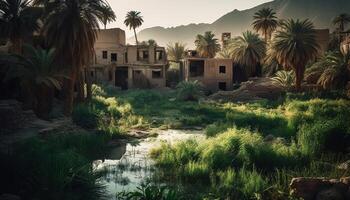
[271, 19, 319, 91]
[124, 11, 143, 45]
[306, 51, 349, 90]
[229, 31, 266, 77]
[43, 0, 107, 115]
[2, 45, 65, 118]
[252, 8, 278, 42]
[333, 13, 350, 32]
[0, 0, 41, 54]
[100, 3, 116, 29]
[195, 31, 221, 58]
[167, 42, 187, 62]
[217, 48, 232, 59]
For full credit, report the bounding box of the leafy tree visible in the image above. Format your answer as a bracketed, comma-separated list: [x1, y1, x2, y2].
[43, 0, 108, 115]
[195, 31, 220, 58]
[0, 0, 41, 54]
[306, 51, 349, 90]
[2, 45, 65, 118]
[124, 11, 143, 45]
[271, 19, 319, 91]
[229, 31, 266, 77]
[252, 8, 278, 42]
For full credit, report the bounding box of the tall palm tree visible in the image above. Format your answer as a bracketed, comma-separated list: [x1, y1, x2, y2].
[195, 31, 221, 58]
[217, 48, 232, 59]
[167, 42, 187, 62]
[100, 3, 116, 29]
[229, 31, 266, 77]
[2, 45, 64, 118]
[333, 13, 350, 32]
[124, 11, 143, 45]
[43, 0, 107, 115]
[252, 8, 278, 42]
[271, 19, 319, 91]
[0, 0, 41, 54]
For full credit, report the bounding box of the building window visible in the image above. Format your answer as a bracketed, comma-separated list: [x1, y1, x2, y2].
[218, 82, 227, 91]
[219, 65, 226, 74]
[156, 50, 163, 61]
[152, 69, 162, 78]
[143, 51, 149, 59]
[90, 71, 94, 77]
[102, 51, 107, 59]
[111, 53, 117, 62]
[189, 60, 204, 77]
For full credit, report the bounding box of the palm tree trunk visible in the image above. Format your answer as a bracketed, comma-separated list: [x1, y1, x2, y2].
[295, 66, 305, 92]
[77, 70, 85, 102]
[133, 27, 138, 45]
[10, 38, 22, 54]
[63, 67, 77, 116]
[86, 66, 92, 101]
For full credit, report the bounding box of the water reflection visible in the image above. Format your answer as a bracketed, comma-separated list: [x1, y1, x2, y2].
[93, 129, 204, 199]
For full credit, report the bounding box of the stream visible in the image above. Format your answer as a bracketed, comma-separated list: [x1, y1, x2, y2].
[93, 129, 205, 199]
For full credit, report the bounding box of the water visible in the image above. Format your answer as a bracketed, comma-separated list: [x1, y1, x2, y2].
[93, 129, 205, 199]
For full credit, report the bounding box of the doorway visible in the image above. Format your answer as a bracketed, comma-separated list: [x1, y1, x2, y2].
[115, 67, 128, 90]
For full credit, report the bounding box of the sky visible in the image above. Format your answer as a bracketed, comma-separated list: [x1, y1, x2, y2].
[106, 0, 272, 37]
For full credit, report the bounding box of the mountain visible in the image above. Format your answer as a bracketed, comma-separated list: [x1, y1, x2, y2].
[128, 0, 350, 48]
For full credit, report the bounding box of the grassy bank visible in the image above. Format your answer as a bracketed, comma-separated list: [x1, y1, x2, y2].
[0, 132, 109, 200]
[149, 96, 350, 199]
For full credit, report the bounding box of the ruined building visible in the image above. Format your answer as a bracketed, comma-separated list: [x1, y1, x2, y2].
[88, 28, 168, 89]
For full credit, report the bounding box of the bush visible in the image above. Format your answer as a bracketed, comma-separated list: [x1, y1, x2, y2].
[176, 80, 204, 101]
[182, 161, 209, 180]
[72, 104, 100, 129]
[298, 118, 350, 156]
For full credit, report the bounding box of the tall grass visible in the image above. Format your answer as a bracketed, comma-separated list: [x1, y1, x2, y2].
[0, 133, 107, 199]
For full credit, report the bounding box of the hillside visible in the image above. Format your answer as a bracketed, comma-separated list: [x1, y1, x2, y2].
[130, 0, 350, 48]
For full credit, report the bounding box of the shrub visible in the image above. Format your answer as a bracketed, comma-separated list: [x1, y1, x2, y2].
[271, 70, 295, 90]
[298, 118, 349, 156]
[72, 104, 100, 129]
[176, 80, 204, 101]
[116, 184, 181, 200]
[182, 161, 210, 180]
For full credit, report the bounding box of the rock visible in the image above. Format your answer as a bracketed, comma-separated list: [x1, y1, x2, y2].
[264, 134, 275, 142]
[290, 177, 330, 200]
[290, 177, 350, 200]
[208, 78, 283, 103]
[338, 160, 350, 170]
[340, 177, 350, 185]
[316, 187, 344, 200]
[0, 194, 21, 200]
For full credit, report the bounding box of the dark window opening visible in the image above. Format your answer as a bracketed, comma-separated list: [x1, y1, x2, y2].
[111, 53, 117, 62]
[90, 71, 94, 77]
[133, 70, 142, 76]
[189, 60, 204, 77]
[102, 51, 107, 59]
[143, 51, 149, 59]
[218, 82, 227, 91]
[219, 65, 226, 74]
[156, 51, 163, 61]
[152, 70, 162, 78]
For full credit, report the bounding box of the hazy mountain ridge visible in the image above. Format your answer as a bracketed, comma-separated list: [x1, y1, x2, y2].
[129, 0, 350, 47]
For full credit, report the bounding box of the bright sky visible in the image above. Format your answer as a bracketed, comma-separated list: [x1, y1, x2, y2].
[106, 0, 272, 37]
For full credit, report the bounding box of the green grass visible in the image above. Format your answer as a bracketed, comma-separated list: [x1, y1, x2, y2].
[0, 132, 108, 200]
[69, 86, 350, 199]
